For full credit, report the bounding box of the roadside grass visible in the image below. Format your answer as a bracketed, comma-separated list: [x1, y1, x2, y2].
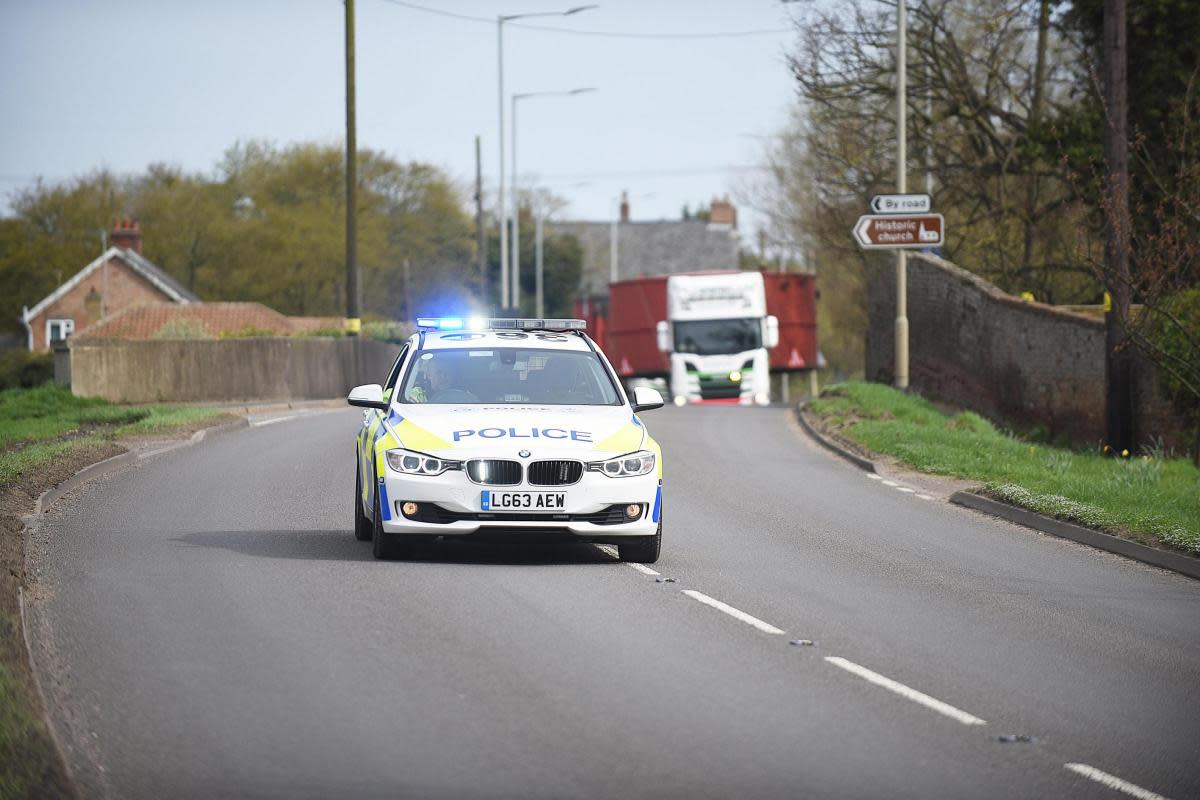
[1, 384, 236, 798]
[809, 381, 1200, 555]
[0, 385, 232, 485]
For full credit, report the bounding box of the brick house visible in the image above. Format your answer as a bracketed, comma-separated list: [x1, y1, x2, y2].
[19, 220, 199, 351]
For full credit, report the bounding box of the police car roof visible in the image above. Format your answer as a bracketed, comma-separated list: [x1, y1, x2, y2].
[418, 329, 593, 352]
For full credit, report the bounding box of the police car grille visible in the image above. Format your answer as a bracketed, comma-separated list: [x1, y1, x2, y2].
[527, 460, 583, 486]
[411, 504, 632, 526]
[466, 459, 522, 485]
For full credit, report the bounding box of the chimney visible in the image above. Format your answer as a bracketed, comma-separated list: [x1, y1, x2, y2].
[619, 190, 630, 223]
[709, 196, 737, 229]
[111, 219, 143, 254]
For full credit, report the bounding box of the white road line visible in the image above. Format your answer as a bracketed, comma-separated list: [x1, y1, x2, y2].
[824, 657, 987, 726]
[681, 590, 785, 635]
[867, 474, 883, 480]
[595, 546, 659, 575]
[896, 487, 915, 493]
[917, 494, 934, 500]
[251, 414, 299, 427]
[881, 479, 898, 487]
[1064, 764, 1171, 800]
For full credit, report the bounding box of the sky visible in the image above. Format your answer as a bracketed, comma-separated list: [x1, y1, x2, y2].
[0, 0, 802, 239]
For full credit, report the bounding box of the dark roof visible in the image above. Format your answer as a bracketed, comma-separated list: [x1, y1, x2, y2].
[547, 219, 740, 297]
[120, 248, 201, 303]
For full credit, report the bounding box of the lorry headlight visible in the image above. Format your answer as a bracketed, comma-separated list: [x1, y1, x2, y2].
[588, 450, 656, 478]
[386, 448, 459, 476]
[729, 370, 742, 382]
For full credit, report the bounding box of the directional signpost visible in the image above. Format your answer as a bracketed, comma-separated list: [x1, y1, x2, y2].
[853, 213, 944, 250]
[869, 193, 930, 214]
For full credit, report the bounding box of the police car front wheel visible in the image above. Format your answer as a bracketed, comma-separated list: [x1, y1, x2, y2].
[371, 476, 416, 560]
[617, 517, 662, 564]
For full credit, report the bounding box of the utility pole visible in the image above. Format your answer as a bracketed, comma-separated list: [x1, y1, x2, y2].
[475, 135, 486, 302]
[535, 212, 545, 318]
[894, 0, 909, 389]
[1103, 0, 1133, 454]
[344, 0, 360, 336]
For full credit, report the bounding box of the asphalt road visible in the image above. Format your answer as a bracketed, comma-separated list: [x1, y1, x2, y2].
[26, 406, 1200, 799]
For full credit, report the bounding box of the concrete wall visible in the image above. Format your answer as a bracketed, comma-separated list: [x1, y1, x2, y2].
[866, 252, 1187, 450]
[69, 337, 401, 403]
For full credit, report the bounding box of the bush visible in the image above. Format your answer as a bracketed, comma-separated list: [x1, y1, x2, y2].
[153, 319, 211, 339]
[0, 350, 54, 390]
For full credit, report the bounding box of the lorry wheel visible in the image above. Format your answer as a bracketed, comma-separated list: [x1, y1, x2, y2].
[354, 463, 373, 541]
[618, 517, 662, 564]
[371, 477, 414, 560]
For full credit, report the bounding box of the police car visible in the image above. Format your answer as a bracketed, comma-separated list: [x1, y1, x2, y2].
[348, 318, 665, 562]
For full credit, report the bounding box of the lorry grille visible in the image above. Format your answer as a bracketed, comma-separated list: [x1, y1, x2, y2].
[465, 459, 522, 485]
[527, 460, 583, 486]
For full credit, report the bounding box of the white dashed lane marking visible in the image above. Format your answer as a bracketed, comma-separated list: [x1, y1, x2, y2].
[681, 590, 786, 635]
[881, 479, 899, 487]
[1064, 764, 1172, 800]
[627, 563, 660, 576]
[824, 657, 987, 726]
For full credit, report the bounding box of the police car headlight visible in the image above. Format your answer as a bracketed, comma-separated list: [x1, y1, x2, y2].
[588, 450, 655, 478]
[386, 448, 459, 476]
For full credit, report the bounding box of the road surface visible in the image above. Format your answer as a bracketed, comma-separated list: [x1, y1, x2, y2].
[26, 406, 1200, 799]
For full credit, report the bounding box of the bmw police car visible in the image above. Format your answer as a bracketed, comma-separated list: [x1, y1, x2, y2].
[348, 318, 665, 562]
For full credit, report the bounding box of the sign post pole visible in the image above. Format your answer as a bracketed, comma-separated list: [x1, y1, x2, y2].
[895, 0, 908, 390]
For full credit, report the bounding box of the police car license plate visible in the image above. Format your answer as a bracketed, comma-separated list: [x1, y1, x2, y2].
[481, 490, 567, 512]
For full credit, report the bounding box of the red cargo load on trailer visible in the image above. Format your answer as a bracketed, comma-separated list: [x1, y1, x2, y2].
[577, 277, 671, 378]
[763, 272, 817, 371]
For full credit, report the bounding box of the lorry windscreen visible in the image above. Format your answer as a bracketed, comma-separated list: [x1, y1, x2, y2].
[673, 318, 762, 356]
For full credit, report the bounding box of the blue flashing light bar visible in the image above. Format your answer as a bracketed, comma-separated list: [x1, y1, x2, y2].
[416, 317, 587, 332]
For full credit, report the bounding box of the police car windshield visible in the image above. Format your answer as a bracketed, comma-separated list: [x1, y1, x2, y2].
[674, 318, 762, 356]
[400, 348, 621, 405]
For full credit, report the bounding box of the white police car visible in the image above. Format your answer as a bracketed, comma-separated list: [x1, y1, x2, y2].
[349, 318, 665, 562]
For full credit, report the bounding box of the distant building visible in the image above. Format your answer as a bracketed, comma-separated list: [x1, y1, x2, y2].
[548, 194, 740, 299]
[19, 220, 199, 351]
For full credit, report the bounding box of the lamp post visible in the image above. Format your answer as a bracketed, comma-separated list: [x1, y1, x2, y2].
[895, 0, 908, 389]
[497, 5, 597, 310]
[512, 87, 596, 311]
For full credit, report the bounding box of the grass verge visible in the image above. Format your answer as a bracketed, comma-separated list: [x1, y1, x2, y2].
[808, 381, 1200, 555]
[0, 385, 236, 799]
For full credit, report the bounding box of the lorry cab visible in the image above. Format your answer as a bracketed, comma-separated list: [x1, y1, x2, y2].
[656, 272, 779, 405]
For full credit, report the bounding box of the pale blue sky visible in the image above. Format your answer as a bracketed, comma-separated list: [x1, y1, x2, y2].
[0, 0, 800, 237]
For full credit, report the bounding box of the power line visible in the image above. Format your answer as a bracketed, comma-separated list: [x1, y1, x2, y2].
[375, 0, 790, 39]
[538, 165, 768, 182]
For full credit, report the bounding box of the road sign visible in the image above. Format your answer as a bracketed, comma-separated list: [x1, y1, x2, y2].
[870, 193, 931, 214]
[853, 214, 944, 249]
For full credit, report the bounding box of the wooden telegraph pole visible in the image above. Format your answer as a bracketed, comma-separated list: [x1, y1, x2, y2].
[345, 0, 360, 335]
[1103, 0, 1133, 454]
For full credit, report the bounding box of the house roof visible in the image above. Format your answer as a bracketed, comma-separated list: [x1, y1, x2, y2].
[74, 302, 341, 340]
[546, 219, 739, 297]
[20, 246, 200, 322]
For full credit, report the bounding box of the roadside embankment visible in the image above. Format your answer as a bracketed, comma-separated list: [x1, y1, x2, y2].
[0, 384, 237, 799]
[803, 382, 1200, 558]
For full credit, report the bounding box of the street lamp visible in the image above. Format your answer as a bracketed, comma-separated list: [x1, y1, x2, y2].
[512, 87, 596, 311]
[497, 4, 597, 310]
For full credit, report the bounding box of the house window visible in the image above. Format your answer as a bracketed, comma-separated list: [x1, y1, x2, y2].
[47, 318, 75, 343]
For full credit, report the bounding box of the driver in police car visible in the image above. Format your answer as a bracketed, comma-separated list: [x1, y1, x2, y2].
[406, 358, 456, 403]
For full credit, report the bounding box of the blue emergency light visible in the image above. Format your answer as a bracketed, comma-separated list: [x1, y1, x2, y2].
[416, 317, 587, 332]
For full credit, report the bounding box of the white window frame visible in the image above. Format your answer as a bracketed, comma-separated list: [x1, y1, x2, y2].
[46, 318, 75, 344]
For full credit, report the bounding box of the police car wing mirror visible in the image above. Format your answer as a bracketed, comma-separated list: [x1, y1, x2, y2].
[764, 315, 780, 349]
[655, 321, 671, 353]
[631, 386, 665, 412]
[347, 383, 388, 410]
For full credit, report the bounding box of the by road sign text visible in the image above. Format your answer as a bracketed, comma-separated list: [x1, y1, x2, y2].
[870, 193, 932, 214]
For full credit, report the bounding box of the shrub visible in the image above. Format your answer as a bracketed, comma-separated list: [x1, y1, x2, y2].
[0, 350, 54, 390]
[153, 319, 211, 339]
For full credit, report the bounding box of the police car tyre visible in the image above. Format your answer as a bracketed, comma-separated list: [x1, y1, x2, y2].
[353, 462, 372, 541]
[371, 476, 415, 560]
[617, 517, 662, 563]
